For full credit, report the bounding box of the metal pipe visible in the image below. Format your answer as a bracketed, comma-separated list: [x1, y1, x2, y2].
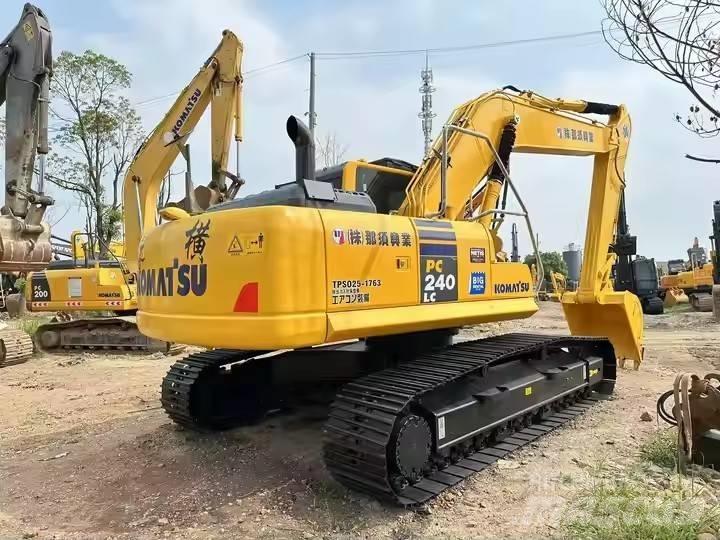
[37, 154, 45, 194]
[425, 125, 449, 218]
[235, 139, 240, 182]
[133, 179, 143, 234]
[286, 115, 315, 183]
[37, 76, 49, 156]
[438, 123, 543, 292]
[183, 144, 201, 213]
[309, 52, 316, 139]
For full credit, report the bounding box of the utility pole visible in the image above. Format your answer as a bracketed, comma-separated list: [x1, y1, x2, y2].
[418, 51, 436, 157]
[308, 52, 316, 139]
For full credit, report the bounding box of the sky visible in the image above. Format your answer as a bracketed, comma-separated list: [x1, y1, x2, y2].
[2, 0, 719, 261]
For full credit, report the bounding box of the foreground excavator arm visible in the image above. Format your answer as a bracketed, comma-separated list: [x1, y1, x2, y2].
[122, 30, 243, 274]
[399, 88, 642, 362]
[0, 3, 53, 271]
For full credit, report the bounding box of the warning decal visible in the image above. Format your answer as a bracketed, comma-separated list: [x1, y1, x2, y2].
[228, 235, 244, 254]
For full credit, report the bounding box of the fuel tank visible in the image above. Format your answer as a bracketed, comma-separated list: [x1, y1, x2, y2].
[136, 205, 538, 350]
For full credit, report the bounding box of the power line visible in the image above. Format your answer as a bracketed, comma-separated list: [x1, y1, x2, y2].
[315, 30, 603, 59]
[133, 53, 308, 107]
[245, 53, 308, 75]
[131, 29, 606, 108]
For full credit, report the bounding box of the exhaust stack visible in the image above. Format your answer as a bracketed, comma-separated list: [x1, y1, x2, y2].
[286, 115, 315, 183]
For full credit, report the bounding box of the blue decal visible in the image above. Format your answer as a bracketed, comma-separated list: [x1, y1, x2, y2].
[469, 272, 486, 295]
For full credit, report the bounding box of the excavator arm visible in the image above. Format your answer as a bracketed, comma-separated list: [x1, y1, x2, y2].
[0, 3, 53, 271]
[122, 30, 243, 274]
[399, 88, 643, 363]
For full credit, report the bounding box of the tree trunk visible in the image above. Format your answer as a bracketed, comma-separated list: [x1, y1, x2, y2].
[95, 206, 104, 259]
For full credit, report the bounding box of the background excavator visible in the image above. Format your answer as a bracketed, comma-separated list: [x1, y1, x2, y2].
[660, 237, 714, 311]
[0, 4, 55, 366]
[712, 201, 720, 317]
[25, 30, 246, 352]
[611, 190, 664, 315]
[549, 271, 566, 302]
[129, 61, 643, 506]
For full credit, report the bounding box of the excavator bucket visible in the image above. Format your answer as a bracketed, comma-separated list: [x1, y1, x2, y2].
[0, 216, 52, 271]
[561, 290, 644, 367]
[663, 287, 688, 308]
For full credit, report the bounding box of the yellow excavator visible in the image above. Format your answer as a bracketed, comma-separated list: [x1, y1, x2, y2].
[25, 30, 247, 351]
[660, 238, 714, 311]
[133, 38, 642, 504]
[549, 271, 567, 302]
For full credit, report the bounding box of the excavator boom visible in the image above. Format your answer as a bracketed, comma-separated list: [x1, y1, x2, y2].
[122, 29, 243, 275]
[397, 88, 642, 361]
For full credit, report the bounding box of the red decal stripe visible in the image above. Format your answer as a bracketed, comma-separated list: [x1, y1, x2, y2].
[233, 282, 259, 313]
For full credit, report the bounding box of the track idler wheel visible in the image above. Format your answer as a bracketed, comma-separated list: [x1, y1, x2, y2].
[37, 327, 60, 350]
[392, 414, 432, 488]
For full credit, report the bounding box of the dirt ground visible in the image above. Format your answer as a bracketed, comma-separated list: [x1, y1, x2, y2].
[1, 303, 718, 540]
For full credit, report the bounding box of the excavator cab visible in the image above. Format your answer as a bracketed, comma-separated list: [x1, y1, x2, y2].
[667, 259, 687, 275]
[316, 158, 417, 214]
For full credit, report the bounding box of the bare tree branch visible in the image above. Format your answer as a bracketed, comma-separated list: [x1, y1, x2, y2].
[602, 0, 720, 140]
[685, 152, 720, 161]
[316, 132, 349, 169]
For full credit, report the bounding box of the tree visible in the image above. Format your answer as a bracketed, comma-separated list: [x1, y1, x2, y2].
[524, 251, 568, 282]
[602, 1, 720, 159]
[316, 132, 348, 169]
[48, 50, 144, 255]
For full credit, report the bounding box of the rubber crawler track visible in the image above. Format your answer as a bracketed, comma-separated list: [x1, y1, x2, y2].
[160, 349, 259, 429]
[323, 332, 614, 506]
[0, 329, 34, 367]
[35, 318, 181, 353]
